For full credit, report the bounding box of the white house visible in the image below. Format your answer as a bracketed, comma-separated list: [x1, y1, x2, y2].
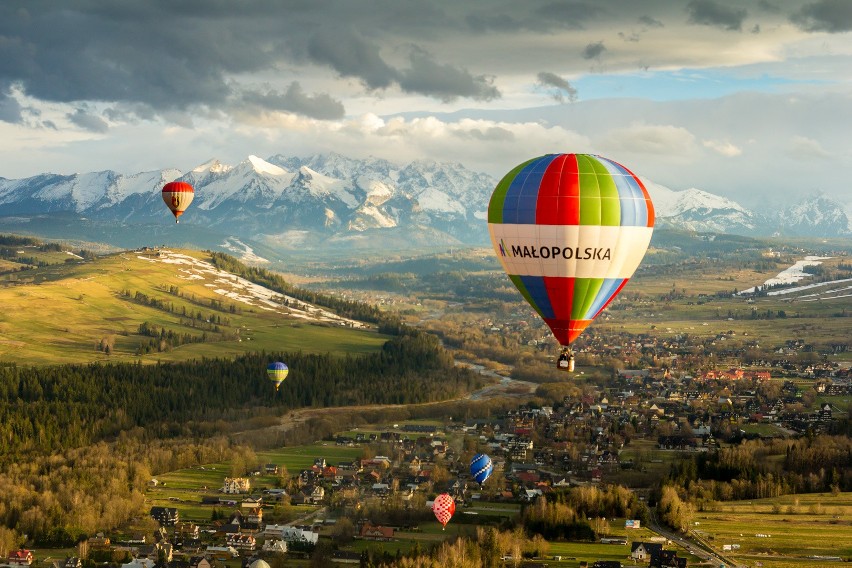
[221, 478, 250, 494]
[261, 540, 288, 553]
[263, 525, 319, 544]
[121, 559, 155, 568]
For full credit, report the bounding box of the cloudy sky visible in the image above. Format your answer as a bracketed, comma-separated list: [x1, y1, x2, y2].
[1, 0, 851, 210]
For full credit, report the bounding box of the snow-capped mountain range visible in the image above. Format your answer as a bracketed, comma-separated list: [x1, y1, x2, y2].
[0, 153, 848, 251]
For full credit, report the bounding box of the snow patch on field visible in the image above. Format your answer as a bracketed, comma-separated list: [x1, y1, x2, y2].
[220, 237, 269, 264]
[768, 279, 852, 297]
[136, 250, 365, 327]
[740, 256, 833, 295]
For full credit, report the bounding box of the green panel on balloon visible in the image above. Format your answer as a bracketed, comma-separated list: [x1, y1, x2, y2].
[578, 278, 605, 319]
[596, 176, 621, 227]
[570, 278, 592, 320]
[579, 196, 601, 225]
[578, 158, 601, 226]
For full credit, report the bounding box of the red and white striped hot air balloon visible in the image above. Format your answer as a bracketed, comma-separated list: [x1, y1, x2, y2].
[161, 181, 195, 223]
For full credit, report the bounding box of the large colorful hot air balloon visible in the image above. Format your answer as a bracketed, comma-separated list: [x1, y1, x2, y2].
[432, 493, 455, 529]
[161, 181, 195, 223]
[488, 154, 654, 349]
[470, 453, 493, 485]
[266, 361, 289, 391]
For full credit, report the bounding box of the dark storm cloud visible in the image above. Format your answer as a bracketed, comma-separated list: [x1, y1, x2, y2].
[0, 1, 508, 124]
[307, 29, 399, 90]
[242, 82, 345, 120]
[536, 2, 605, 28]
[638, 15, 664, 28]
[790, 0, 852, 32]
[0, 1, 284, 115]
[67, 108, 109, 133]
[582, 41, 607, 60]
[757, 0, 781, 14]
[465, 1, 601, 32]
[398, 49, 500, 102]
[536, 72, 578, 103]
[0, 87, 23, 124]
[687, 0, 747, 31]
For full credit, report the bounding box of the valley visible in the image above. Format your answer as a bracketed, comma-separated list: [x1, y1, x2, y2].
[0, 230, 849, 568]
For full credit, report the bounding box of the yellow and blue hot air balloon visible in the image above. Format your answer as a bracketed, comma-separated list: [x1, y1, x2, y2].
[488, 154, 654, 349]
[266, 361, 289, 391]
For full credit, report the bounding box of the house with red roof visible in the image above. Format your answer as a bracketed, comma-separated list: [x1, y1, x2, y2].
[8, 550, 34, 566]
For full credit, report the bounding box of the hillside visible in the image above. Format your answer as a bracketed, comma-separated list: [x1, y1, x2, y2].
[0, 241, 387, 366]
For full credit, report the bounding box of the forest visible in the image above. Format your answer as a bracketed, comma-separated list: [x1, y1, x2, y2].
[0, 329, 482, 457]
[667, 435, 852, 497]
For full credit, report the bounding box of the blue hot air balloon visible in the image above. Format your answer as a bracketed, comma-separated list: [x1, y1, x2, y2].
[470, 453, 493, 485]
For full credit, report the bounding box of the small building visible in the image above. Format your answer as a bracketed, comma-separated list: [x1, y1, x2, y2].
[222, 478, 251, 494]
[359, 523, 394, 541]
[263, 525, 319, 545]
[7, 550, 33, 566]
[650, 549, 687, 568]
[226, 533, 256, 552]
[121, 559, 155, 568]
[631, 542, 663, 561]
[188, 557, 212, 568]
[261, 540, 287, 553]
[150, 506, 179, 526]
[88, 535, 111, 550]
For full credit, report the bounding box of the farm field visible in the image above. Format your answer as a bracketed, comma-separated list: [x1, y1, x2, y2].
[694, 492, 852, 567]
[255, 444, 364, 472]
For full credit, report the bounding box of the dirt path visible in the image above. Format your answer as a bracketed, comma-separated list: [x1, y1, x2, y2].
[251, 364, 536, 438]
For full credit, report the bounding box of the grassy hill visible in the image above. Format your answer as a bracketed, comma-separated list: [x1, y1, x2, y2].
[0, 243, 388, 366]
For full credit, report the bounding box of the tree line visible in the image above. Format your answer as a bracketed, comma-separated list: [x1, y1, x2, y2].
[0, 331, 482, 457]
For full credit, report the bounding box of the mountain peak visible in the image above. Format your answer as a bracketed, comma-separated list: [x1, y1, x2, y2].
[193, 159, 231, 175]
[247, 155, 287, 176]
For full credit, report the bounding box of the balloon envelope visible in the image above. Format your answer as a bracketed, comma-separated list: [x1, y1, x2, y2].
[266, 361, 289, 391]
[432, 493, 455, 528]
[488, 153, 654, 346]
[470, 453, 493, 485]
[162, 181, 195, 223]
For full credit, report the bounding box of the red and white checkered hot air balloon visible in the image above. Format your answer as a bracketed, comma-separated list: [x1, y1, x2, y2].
[432, 493, 455, 530]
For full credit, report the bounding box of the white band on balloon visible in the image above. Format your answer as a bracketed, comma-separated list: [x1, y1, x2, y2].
[488, 224, 653, 279]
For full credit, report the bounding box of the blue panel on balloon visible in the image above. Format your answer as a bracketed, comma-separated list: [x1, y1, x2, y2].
[520, 275, 555, 319]
[470, 453, 493, 485]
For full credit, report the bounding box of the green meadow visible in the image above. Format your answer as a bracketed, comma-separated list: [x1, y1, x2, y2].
[255, 444, 364, 471]
[0, 249, 388, 365]
[694, 493, 852, 567]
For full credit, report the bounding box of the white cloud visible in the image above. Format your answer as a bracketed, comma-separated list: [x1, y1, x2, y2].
[788, 135, 832, 159]
[703, 139, 743, 156]
[596, 123, 698, 157]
